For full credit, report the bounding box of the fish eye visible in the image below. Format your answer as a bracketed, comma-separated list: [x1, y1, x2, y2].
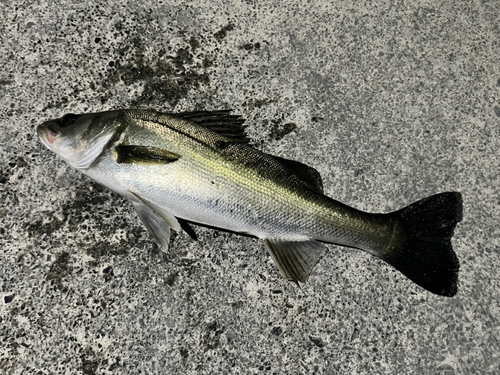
[60, 113, 78, 128]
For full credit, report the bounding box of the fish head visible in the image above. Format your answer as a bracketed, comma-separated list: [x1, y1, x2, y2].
[37, 111, 127, 170]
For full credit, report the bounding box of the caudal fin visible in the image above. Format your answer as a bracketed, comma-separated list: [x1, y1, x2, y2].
[379, 192, 463, 297]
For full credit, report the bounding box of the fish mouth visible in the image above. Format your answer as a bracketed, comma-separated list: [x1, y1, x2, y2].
[37, 122, 58, 147]
[36, 123, 48, 145]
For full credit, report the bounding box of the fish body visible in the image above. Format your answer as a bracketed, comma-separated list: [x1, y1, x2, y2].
[37, 109, 462, 296]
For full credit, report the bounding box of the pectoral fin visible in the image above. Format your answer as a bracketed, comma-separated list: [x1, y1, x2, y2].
[114, 145, 180, 165]
[264, 239, 327, 283]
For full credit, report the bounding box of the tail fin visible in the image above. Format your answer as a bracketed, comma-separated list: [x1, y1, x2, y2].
[380, 192, 463, 297]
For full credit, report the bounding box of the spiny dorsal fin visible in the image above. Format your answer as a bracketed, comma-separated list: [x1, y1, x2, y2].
[264, 239, 328, 283]
[175, 110, 249, 144]
[271, 155, 324, 193]
[114, 145, 180, 165]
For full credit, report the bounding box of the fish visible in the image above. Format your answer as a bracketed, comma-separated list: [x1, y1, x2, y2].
[37, 109, 463, 296]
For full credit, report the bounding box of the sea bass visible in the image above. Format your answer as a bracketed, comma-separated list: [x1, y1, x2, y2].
[37, 109, 462, 296]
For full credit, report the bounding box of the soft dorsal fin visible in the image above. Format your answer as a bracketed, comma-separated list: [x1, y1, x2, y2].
[175, 110, 249, 144]
[271, 155, 324, 193]
[264, 239, 327, 283]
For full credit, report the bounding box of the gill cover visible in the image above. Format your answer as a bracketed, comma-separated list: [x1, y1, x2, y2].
[37, 111, 128, 170]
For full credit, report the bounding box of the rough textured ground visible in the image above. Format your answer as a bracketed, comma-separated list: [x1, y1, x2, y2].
[1, 0, 499, 374]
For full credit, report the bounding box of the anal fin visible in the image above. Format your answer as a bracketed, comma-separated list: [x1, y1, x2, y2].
[264, 239, 327, 283]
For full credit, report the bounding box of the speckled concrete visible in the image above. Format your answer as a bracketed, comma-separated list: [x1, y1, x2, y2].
[1, 0, 499, 374]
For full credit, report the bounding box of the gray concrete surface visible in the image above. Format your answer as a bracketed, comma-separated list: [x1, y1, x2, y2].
[1, 0, 499, 373]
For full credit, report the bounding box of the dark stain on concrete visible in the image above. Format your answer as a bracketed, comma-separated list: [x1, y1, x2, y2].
[46, 251, 72, 290]
[165, 271, 179, 287]
[268, 119, 297, 141]
[214, 23, 234, 41]
[203, 321, 225, 350]
[101, 35, 212, 108]
[241, 42, 261, 52]
[243, 98, 276, 110]
[26, 218, 63, 237]
[81, 347, 99, 375]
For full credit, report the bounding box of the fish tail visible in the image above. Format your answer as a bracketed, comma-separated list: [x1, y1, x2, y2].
[377, 192, 463, 296]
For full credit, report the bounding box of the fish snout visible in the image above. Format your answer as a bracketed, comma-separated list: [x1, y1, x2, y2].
[37, 122, 59, 145]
